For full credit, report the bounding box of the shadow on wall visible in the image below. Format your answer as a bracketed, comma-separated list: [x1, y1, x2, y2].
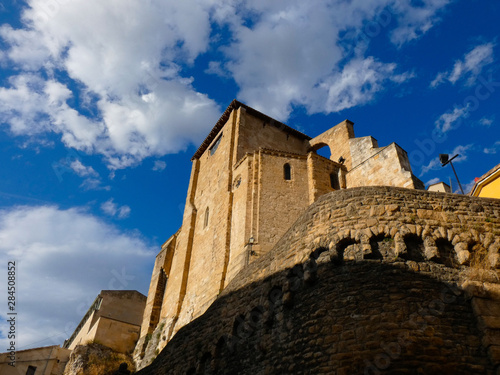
[137, 253, 493, 375]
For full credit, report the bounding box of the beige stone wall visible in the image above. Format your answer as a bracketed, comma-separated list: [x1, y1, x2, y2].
[0, 346, 71, 375]
[147, 106, 312, 349]
[309, 120, 355, 169]
[175, 109, 237, 330]
[98, 291, 146, 326]
[92, 317, 141, 353]
[234, 108, 309, 163]
[67, 309, 98, 349]
[347, 142, 423, 189]
[255, 150, 309, 255]
[307, 152, 346, 203]
[225, 155, 253, 287]
[66, 291, 145, 352]
[349, 135, 379, 166]
[135, 102, 427, 369]
[139, 235, 176, 339]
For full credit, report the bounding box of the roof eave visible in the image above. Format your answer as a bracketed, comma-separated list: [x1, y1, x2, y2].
[191, 100, 311, 160]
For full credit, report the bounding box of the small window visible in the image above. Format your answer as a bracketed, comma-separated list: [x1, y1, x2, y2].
[330, 173, 340, 190]
[284, 163, 291, 180]
[209, 133, 223, 156]
[204, 208, 209, 228]
[26, 366, 37, 375]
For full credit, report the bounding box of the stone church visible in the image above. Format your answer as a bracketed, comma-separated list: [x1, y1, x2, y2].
[135, 100, 423, 360]
[133, 101, 500, 374]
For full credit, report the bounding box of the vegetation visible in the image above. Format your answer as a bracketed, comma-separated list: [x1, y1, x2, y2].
[468, 243, 498, 282]
[64, 342, 135, 375]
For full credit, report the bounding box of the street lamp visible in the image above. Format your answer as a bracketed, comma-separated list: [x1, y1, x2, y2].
[439, 154, 464, 194]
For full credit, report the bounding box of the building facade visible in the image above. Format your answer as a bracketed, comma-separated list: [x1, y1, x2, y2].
[63, 290, 146, 353]
[135, 100, 425, 365]
[470, 163, 500, 198]
[0, 345, 71, 375]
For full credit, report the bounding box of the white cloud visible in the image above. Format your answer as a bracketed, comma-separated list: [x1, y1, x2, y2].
[449, 144, 473, 163]
[431, 42, 495, 88]
[0, 205, 154, 350]
[434, 105, 469, 133]
[0, 0, 452, 162]
[80, 178, 111, 192]
[389, 0, 450, 46]
[318, 57, 414, 113]
[484, 141, 500, 154]
[101, 198, 131, 219]
[222, 1, 430, 119]
[0, 0, 221, 168]
[70, 160, 98, 178]
[479, 117, 494, 127]
[152, 160, 167, 171]
[426, 177, 441, 186]
[420, 157, 440, 176]
[205, 61, 230, 78]
[69, 160, 110, 190]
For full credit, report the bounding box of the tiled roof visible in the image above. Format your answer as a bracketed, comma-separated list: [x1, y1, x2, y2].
[191, 100, 311, 160]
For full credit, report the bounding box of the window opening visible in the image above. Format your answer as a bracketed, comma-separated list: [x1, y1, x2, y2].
[26, 366, 37, 375]
[330, 172, 340, 190]
[204, 207, 209, 228]
[284, 163, 291, 180]
[209, 133, 223, 156]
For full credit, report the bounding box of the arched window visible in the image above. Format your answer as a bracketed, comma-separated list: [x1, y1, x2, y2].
[209, 133, 223, 156]
[204, 207, 209, 228]
[284, 163, 291, 180]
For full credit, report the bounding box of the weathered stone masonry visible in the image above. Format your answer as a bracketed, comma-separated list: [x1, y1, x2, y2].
[137, 187, 500, 374]
[135, 101, 426, 369]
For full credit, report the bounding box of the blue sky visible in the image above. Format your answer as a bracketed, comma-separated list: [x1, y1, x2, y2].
[0, 0, 499, 351]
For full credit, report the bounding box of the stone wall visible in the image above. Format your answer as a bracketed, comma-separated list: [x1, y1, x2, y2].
[137, 187, 500, 374]
[347, 141, 424, 190]
[307, 152, 346, 203]
[139, 234, 176, 340]
[234, 107, 310, 164]
[66, 290, 145, 353]
[0, 345, 71, 375]
[256, 150, 310, 255]
[309, 119, 355, 169]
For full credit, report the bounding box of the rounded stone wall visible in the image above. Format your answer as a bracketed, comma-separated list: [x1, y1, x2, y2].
[137, 187, 500, 374]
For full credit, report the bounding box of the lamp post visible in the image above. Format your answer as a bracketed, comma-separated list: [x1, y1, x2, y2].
[439, 154, 464, 194]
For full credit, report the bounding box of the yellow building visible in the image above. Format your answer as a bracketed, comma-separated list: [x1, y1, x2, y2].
[0, 345, 71, 375]
[470, 163, 500, 199]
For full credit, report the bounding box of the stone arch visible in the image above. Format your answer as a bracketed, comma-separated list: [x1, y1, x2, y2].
[232, 314, 250, 341]
[401, 234, 425, 262]
[248, 305, 264, 329]
[432, 238, 459, 268]
[198, 352, 213, 374]
[365, 234, 395, 260]
[268, 286, 283, 309]
[331, 237, 358, 264]
[309, 141, 333, 160]
[310, 246, 328, 262]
